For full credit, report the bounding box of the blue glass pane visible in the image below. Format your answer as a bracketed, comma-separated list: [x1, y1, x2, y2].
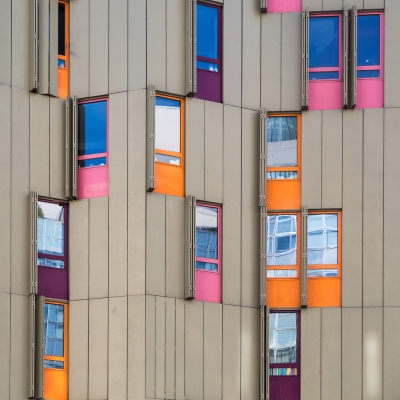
[44, 304, 64, 357]
[155, 97, 180, 108]
[196, 261, 218, 272]
[197, 60, 219, 72]
[197, 4, 218, 60]
[58, 59, 65, 68]
[309, 71, 339, 80]
[196, 206, 218, 259]
[357, 70, 380, 78]
[78, 157, 107, 168]
[78, 101, 107, 156]
[309, 16, 339, 68]
[357, 15, 380, 67]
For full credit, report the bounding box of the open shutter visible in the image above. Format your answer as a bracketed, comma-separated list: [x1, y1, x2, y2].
[260, 306, 270, 400]
[261, 0, 267, 13]
[349, 6, 357, 109]
[301, 10, 309, 110]
[260, 109, 267, 208]
[146, 85, 156, 192]
[29, 0, 39, 92]
[35, 296, 45, 399]
[184, 195, 196, 299]
[71, 96, 78, 199]
[186, 0, 197, 96]
[65, 96, 72, 199]
[266, 306, 270, 399]
[301, 206, 308, 308]
[30, 192, 38, 295]
[28, 294, 36, 399]
[260, 207, 267, 306]
[343, 8, 349, 108]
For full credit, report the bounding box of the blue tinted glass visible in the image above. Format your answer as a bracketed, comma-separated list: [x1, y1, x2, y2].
[357, 15, 380, 67]
[78, 101, 107, 156]
[155, 97, 180, 108]
[58, 59, 65, 68]
[309, 71, 339, 80]
[357, 70, 380, 78]
[196, 261, 218, 272]
[309, 16, 339, 68]
[78, 157, 107, 168]
[197, 60, 219, 72]
[197, 4, 218, 60]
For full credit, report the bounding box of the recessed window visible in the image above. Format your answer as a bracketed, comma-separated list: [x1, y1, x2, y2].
[58, 0, 69, 98]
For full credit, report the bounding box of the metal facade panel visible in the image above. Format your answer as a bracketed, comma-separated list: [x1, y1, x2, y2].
[29, 0, 39, 91]
[0, 0, 11, 86]
[69, 200, 89, 300]
[167, 0, 186, 96]
[88, 298, 108, 399]
[383, 108, 400, 306]
[204, 302, 223, 400]
[65, 97, 72, 199]
[260, 208, 267, 306]
[89, 0, 109, 96]
[302, 111, 322, 209]
[128, 90, 146, 296]
[342, 110, 363, 308]
[146, 193, 166, 296]
[127, 295, 146, 400]
[166, 196, 185, 299]
[349, 6, 357, 109]
[241, 307, 259, 400]
[89, 197, 109, 299]
[282, 13, 302, 111]
[301, 10, 309, 110]
[155, 296, 166, 399]
[185, 301, 204, 400]
[38, 0, 50, 94]
[0, 294, 10, 399]
[68, 300, 89, 399]
[223, 0, 242, 107]
[322, 110, 342, 208]
[145, 295, 156, 398]
[343, 8, 349, 108]
[184, 195, 196, 300]
[28, 294, 35, 399]
[72, 96, 78, 199]
[109, 92, 128, 297]
[186, 98, 205, 199]
[363, 307, 383, 399]
[48, 0, 58, 96]
[261, 14, 281, 111]
[301, 206, 308, 308]
[185, 0, 196, 96]
[321, 308, 342, 400]
[260, 307, 266, 400]
[30, 93, 49, 196]
[259, 108, 267, 208]
[204, 101, 224, 203]
[69, 0, 89, 97]
[108, 297, 128, 400]
[223, 105, 242, 306]
[302, 0, 322, 10]
[223, 305, 241, 399]
[343, 0, 362, 6]
[342, 308, 362, 399]
[363, 109, 384, 307]
[109, 0, 128, 93]
[146, 85, 156, 192]
[175, 299, 185, 400]
[147, 0, 166, 91]
[301, 308, 321, 400]
[322, 0, 342, 10]
[30, 191, 38, 295]
[364, 0, 384, 9]
[128, 0, 146, 91]
[165, 297, 176, 399]
[34, 295, 44, 399]
[242, 0, 260, 110]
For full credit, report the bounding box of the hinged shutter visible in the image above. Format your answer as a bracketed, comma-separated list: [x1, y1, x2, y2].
[30, 192, 38, 295]
[28, 294, 36, 399]
[266, 306, 270, 399]
[186, 0, 197, 96]
[261, 0, 267, 13]
[146, 85, 156, 192]
[29, 0, 39, 92]
[260, 108, 267, 208]
[35, 296, 45, 399]
[184, 195, 196, 299]
[301, 10, 309, 110]
[260, 207, 267, 306]
[65, 96, 72, 199]
[301, 206, 308, 308]
[260, 306, 270, 400]
[72, 96, 78, 199]
[343, 7, 349, 108]
[349, 6, 357, 109]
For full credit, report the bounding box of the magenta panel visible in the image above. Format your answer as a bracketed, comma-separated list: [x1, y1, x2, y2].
[78, 166, 109, 199]
[195, 270, 222, 303]
[356, 79, 383, 109]
[270, 376, 300, 400]
[309, 81, 343, 110]
[195, 69, 222, 103]
[268, 0, 302, 13]
[38, 267, 68, 300]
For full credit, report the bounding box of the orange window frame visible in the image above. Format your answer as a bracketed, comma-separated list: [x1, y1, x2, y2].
[267, 212, 301, 308]
[154, 94, 185, 197]
[58, 0, 69, 99]
[267, 114, 301, 211]
[307, 211, 342, 307]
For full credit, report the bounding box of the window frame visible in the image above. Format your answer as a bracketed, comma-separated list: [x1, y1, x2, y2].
[58, 1, 69, 72]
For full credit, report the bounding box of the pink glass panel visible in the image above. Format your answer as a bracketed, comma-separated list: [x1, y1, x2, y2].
[356, 79, 383, 109]
[78, 166, 109, 199]
[195, 271, 222, 303]
[309, 81, 343, 110]
[268, 0, 302, 13]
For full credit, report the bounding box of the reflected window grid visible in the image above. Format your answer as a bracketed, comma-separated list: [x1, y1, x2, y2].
[269, 313, 297, 364]
[44, 304, 64, 358]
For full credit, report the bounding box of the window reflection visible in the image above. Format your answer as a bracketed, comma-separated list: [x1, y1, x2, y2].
[269, 313, 297, 364]
[196, 205, 218, 261]
[44, 304, 64, 358]
[38, 202, 64, 257]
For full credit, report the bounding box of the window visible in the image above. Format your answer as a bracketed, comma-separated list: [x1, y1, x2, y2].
[77, 98, 109, 199]
[58, 1, 69, 98]
[38, 200, 68, 300]
[195, 2, 222, 103]
[265, 0, 302, 14]
[154, 95, 185, 197]
[195, 203, 222, 303]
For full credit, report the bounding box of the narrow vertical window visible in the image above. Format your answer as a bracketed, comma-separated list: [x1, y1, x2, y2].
[58, 1, 69, 98]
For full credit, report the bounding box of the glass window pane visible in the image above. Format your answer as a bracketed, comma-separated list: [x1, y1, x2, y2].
[324, 214, 338, 229]
[277, 313, 296, 329]
[269, 313, 297, 364]
[357, 15, 380, 67]
[196, 261, 218, 272]
[308, 249, 324, 264]
[309, 16, 340, 68]
[309, 71, 339, 80]
[267, 269, 298, 278]
[155, 97, 181, 153]
[308, 231, 323, 248]
[38, 202, 64, 256]
[44, 304, 64, 357]
[78, 101, 107, 156]
[44, 360, 64, 369]
[196, 206, 218, 260]
[58, 3, 65, 56]
[78, 157, 107, 168]
[308, 214, 323, 230]
[155, 153, 181, 165]
[357, 70, 380, 78]
[325, 248, 338, 264]
[197, 4, 218, 60]
[197, 60, 219, 72]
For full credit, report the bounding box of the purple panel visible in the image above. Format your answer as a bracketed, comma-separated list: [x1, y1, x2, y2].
[270, 376, 300, 400]
[195, 69, 222, 103]
[38, 267, 68, 300]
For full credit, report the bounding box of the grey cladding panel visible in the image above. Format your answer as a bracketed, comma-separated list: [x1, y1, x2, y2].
[146, 85, 155, 192]
[29, 0, 39, 91]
